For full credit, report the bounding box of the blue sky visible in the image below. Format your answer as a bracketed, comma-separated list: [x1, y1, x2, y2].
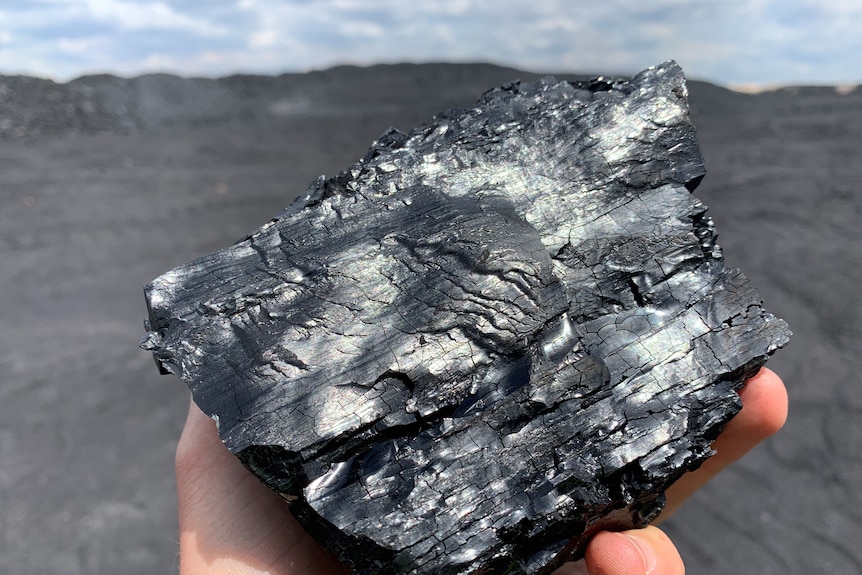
[1, 0, 859, 87]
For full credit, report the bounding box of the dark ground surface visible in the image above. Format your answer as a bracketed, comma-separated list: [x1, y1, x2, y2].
[0, 63, 859, 574]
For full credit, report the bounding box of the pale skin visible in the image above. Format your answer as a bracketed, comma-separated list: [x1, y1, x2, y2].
[176, 368, 787, 575]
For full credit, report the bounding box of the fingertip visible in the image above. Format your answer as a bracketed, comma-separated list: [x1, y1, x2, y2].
[657, 367, 788, 522]
[736, 367, 788, 438]
[586, 526, 684, 575]
[586, 532, 644, 574]
[706, 367, 788, 463]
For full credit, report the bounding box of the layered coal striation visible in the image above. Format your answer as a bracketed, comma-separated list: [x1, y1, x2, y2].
[142, 61, 790, 574]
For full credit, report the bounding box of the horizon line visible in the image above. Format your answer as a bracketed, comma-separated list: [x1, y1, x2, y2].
[1, 61, 860, 94]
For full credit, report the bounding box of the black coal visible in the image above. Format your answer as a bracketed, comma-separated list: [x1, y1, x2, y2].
[142, 61, 789, 574]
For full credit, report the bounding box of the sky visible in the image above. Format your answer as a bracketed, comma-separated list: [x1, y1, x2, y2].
[0, 0, 860, 87]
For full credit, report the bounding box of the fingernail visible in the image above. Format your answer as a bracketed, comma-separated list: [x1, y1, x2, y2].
[620, 533, 658, 574]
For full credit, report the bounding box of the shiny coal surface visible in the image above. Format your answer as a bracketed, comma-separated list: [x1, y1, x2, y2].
[142, 62, 789, 574]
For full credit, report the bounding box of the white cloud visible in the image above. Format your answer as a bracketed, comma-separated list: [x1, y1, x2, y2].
[57, 36, 105, 55]
[249, 29, 277, 48]
[1, 0, 860, 85]
[233, 0, 858, 84]
[80, 0, 228, 35]
[336, 21, 384, 38]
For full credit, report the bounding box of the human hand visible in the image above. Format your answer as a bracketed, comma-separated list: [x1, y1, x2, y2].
[175, 399, 349, 575]
[175, 368, 787, 575]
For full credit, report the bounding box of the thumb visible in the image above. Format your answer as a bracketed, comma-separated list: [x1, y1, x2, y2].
[585, 526, 684, 575]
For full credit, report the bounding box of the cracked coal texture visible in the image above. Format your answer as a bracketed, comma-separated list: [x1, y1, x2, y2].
[142, 61, 790, 574]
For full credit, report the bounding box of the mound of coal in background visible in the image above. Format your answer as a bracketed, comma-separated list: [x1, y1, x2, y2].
[1, 63, 860, 574]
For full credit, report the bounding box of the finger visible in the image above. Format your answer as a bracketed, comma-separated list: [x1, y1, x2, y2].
[583, 526, 684, 575]
[658, 367, 787, 520]
[176, 397, 347, 575]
